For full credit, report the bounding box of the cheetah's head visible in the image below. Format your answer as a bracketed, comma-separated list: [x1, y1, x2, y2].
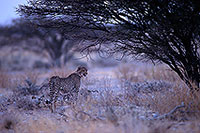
[76, 66, 88, 77]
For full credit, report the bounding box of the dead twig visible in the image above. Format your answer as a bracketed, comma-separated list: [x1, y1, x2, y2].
[152, 102, 185, 120]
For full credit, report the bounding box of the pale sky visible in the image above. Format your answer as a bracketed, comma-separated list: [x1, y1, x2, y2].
[0, 0, 27, 25]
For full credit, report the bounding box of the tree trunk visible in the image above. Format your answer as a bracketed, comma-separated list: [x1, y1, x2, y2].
[52, 58, 62, 68]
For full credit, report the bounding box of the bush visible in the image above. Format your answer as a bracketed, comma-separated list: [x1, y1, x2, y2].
[16, 79, 41, 96]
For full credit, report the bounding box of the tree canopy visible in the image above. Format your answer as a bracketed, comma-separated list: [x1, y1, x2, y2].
[18, 0, 200, 90]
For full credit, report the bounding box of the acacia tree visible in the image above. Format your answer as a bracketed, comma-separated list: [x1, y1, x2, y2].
[18, 0, 200, 90]
[0, 19, 79, 67]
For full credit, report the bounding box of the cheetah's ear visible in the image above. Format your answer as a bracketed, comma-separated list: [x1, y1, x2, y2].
[77, 66, 82, 71]
[76, 66, 88, 72]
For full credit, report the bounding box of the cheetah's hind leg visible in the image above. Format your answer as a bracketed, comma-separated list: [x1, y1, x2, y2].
[48, 100, 57, 113]
[48, 96, 58, 113]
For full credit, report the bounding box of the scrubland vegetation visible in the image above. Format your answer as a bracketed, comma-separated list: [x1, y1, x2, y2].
[0, 55, 200, 133]
[0, 1, 199, 132]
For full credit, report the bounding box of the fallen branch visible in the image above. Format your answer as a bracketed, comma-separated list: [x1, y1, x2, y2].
[152, 102, 185, 120]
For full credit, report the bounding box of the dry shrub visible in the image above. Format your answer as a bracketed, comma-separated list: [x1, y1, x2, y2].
[98, 90, 124, 106]
[0, 70, 40, 91]
[71, 89, 123, 122]
[23, 71, 39, 85]
[115, 64, 181, 83]
[138, 83, 200, 119]
[121, 80, 173, 106]
[148, 65, 181, 83]
[15, 96, 37, 110]
[184, 89, 200, 117]
[142, 86, 187, 114]
[10, 71, 39, 90]
[0, 70, 24, 89]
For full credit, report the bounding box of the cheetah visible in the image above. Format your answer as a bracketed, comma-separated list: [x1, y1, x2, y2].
[48, 66, 88, 112]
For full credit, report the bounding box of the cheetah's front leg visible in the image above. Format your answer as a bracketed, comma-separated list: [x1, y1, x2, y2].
[50, 92, 59, 113]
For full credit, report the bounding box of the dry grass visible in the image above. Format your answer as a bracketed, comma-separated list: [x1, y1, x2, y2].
[0, 70, 10, 88]
[23, 71, 39, 85]
[140, 85, 188, 114]
[1, 63, 200, 133]
[129, 82, 200, 120]
[115, 63, 181, 83]
[114, 64, 141, 82]
[0, 70, 40, 90]
[1, 109, 200, 133]
[148, 65, 180, 82]
[12, 71, 40, 89]
[49, 66, 71, 78]
[184, 90, 200, 117]
[115, 63, 200, 120]
[0, 70, 26, 89]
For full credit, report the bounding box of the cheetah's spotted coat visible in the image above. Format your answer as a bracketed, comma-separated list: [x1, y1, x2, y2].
[49, 66, 88, 112]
